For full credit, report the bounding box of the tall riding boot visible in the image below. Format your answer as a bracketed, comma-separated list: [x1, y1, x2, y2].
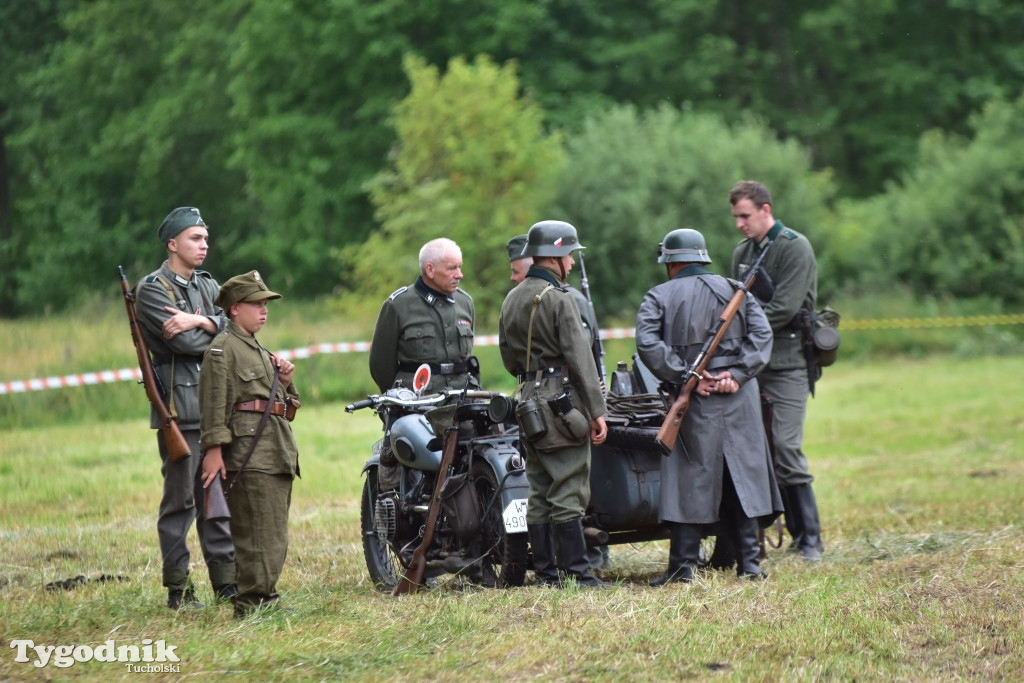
[789, 483, 824, 561]
[730, 514, 768, 580]
[553, 518, 610, 588]
[780, 486, 805, 552]
[528, 523, 560, 587]
[649, 522, 702, 586]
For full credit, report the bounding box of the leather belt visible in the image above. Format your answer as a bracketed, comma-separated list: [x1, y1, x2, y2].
[398, 361, 469, 375]
[234, 399, 299, 421]
[518, 367, 565, 384]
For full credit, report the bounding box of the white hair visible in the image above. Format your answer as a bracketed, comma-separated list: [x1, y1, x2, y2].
[419, 238, 461, 272]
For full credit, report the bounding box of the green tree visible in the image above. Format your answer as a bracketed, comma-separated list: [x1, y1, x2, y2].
[552, 104, 836, 319]
[832, 95, 1024, 303]
[341, 54, 564, 326]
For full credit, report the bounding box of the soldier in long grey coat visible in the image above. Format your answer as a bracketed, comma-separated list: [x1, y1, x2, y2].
[636, 228, 783, 584]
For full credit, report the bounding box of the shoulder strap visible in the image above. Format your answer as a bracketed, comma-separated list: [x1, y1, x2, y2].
[525, 285, 555, 374]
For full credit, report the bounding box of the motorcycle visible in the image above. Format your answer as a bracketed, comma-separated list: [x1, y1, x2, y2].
[346, 387, 532, 591]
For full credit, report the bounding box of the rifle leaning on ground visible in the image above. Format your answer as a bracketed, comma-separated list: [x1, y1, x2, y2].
[576, 251, 607, 388]
[393, 400, 463, 596]
[118, 265, 191, 462]
[654, 240, 774, 455]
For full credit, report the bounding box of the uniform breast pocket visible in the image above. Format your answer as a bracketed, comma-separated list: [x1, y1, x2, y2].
[235, 362, 267, 386]
[457, 323, 474, 357]
[401, 323, 436, 359]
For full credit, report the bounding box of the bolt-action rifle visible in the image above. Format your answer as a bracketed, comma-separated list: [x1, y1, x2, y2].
[654, 240, 774, 455]
[119, 265, 191, 462]
[393, 401, 462, 596]
[576, 252, 607, 388]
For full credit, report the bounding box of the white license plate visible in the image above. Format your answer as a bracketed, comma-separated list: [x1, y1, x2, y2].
[502, 498, 528, 534]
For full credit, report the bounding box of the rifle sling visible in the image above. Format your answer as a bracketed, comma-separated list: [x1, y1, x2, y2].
[227, 364, 281, 491]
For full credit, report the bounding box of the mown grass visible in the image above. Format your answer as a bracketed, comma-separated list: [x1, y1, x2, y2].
[2, 352, 1022, 681]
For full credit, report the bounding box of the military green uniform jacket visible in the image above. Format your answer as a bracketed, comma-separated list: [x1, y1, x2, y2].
[199, 321, 300, 476]
[369, 275, 475, 393]
[498, 266, 606, 420]
[135, 261, 226, 430]
[731, 220, 817, 370]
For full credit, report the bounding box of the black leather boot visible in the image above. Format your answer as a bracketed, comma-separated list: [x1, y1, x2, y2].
[731, 514, 768, 580]
[528, 523, 561, 587]
[779, 485, 806, 553]
[649, 522, 701, 586]
[789, 483, 824, 561]
[554, 518, 610, 588]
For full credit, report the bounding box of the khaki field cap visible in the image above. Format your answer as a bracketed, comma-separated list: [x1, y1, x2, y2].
[158, 206, 206, 244]
[215, 270, 282, 309]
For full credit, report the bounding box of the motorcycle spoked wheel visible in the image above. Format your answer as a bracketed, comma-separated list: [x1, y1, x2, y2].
[471, 462, 527, 588]
[360, 467, 404, 591]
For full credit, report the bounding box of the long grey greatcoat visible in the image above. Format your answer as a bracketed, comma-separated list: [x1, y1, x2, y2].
[636, 266, 783, 524]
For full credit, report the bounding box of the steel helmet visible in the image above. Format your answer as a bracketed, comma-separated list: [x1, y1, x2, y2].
[524, 220, 585, 257]
[657, 228, 711, 264]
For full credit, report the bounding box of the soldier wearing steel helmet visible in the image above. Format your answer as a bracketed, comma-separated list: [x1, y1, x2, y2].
[499, 221, 609, 588]
[636, 228, 782, 585]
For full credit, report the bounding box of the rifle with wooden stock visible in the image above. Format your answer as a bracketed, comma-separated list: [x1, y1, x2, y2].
[393, 403, 462, 596]
[119, 265, 191, 462]
[576, 251, 608, 388]
[654, 240, 774, 455]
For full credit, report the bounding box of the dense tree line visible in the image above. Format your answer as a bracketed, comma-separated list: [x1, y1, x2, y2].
[1, 0, 1022, 319]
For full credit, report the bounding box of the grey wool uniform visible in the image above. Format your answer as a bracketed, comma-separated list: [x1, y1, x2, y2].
[135, 260, 235, 592]
[731, 220, 817, 487]
[635, 265, 783, 526]
[200, 309, 300, 615]
[369, 276, 476, 393]
[499, 266, 606, 523]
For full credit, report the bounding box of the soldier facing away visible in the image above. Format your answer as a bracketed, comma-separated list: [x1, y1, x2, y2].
[636, 228, 783, 584]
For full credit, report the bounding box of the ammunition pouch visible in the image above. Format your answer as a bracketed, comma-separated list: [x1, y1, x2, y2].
[517, 380, 589, 452]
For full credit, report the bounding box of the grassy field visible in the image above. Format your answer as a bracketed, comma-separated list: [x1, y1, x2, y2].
[2, 352, 1022, 681]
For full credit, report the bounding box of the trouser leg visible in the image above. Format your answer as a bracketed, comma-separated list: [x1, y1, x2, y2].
[789, 483, 824, 561]
[157, 430, 200, 590]
[227, 471, 293, 617]
[720, 462, 767, 579]
[195, 452, 236, 594]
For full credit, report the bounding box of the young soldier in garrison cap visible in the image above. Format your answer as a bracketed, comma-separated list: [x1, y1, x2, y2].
[200, 270, 301, 619]
[134, 206, 236, 610]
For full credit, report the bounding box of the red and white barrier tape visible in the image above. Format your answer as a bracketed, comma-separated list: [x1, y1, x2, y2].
[0, 330, 637, 395]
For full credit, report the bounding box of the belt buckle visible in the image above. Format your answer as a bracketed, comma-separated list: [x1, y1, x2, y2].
[440, 362, 454, 374]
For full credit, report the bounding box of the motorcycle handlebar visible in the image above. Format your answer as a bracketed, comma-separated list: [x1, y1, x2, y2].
[345, 389, 498, 413]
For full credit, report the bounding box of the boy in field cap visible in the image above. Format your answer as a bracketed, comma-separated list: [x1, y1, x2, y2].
[199, 270, 301, 619]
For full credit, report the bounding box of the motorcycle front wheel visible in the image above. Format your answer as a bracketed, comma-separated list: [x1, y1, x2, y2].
[360, 466, 403, 591]
[472, 462, 527, 588]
